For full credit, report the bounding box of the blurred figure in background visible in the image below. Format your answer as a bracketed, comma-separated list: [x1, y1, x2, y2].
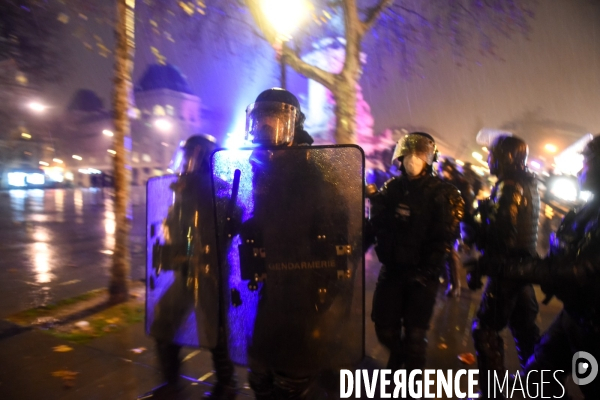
[439, 158, 476, 297]
[468, 135, 541, 399]
[481, 135, 600, 399]
[463, 161, 483, 199]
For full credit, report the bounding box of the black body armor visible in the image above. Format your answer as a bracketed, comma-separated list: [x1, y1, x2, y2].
[369, 174, 464, 278]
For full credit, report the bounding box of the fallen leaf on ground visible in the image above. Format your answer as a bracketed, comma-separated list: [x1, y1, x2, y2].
[74, 321, 91, 331]
[102, 324, 118, 332]
[53, 345, 74, 352]
[438, 343, 448, 350]
[130, 347, 146, 354]
[105, 318, 120, 324]
[52, 370, 79, 378]
[457, 352, 476, 365]
[52, 370, 79, 388]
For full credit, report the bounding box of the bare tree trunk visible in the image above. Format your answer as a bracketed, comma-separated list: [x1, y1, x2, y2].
[109, 0, 135, 304]
[331, 78, 358, 144]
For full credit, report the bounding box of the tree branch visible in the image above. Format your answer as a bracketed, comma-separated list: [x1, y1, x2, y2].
[393, 4, 430, 25]
[282, 44, 335, 88]
[361, 0, 393, 35]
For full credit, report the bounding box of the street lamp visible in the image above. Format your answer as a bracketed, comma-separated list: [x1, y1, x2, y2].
[472, 151, 483, 161]
[261, 0, 308, 89]
[544, 143, 558, 153]
[102, 129, 114, 137]
[154, 118, 172, 132]
[28, 101, 47, 113]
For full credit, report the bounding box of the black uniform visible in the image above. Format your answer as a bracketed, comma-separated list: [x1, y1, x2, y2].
[500, 201, 600, 398]
[369, 172, 464, 372]
[243, 149, 353, 399]
[483, 136, 600, 399]
[471, 136, 541, 399]
[147, 135, 235, 399]
[227, 88, 363, 400]
[440, 159, 476, 296]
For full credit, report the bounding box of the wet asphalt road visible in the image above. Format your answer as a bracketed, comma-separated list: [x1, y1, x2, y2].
[0, 188, 147, 318]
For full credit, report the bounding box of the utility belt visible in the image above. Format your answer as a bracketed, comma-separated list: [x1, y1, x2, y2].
[381, 263, 440, 284]
[375, 239, 422, 267]
[152, 240, 213, 277]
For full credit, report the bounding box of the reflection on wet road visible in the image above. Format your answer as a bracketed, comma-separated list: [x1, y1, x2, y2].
[0, 188, 146, 318]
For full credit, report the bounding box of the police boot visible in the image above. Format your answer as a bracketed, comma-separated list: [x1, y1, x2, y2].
[404, 327, 427, 371]
[249, 368, 275, 400]
[403, 328, 428, 399]
[203, 342, 237, 400]
[273, 373, 314, 400]
[155, 339, 183, 387]
[472, 327, 506, 399]
[510, 321, 540, 370]
[374, 325, 404, 371]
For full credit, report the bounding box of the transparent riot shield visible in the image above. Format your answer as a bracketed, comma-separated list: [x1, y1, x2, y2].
[211, 145, 365, 371]
[146, 172, 219, 348]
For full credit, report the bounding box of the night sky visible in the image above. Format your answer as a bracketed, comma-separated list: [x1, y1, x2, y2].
[45, 0, 600, 163]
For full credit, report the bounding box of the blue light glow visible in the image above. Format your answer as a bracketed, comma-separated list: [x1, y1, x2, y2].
[26, 173, 45, 186]
[8, 172, 27, 187]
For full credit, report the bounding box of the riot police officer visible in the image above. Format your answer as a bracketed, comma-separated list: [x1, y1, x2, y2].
[439, 158, 476, 297]
[368, 132, 464, 377]
[148, 134, 235, 399]
[481, 135, 600, 398]
[224, 88, 361, 400]
[440, 158, 475, 220]
[469, 135, 541, 398]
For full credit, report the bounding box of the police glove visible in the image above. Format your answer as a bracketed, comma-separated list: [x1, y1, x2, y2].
[445, 283, 461, 298]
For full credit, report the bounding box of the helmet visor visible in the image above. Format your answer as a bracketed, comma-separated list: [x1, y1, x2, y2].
[392, 134, 437, 165]
[245, 101, 298, 146]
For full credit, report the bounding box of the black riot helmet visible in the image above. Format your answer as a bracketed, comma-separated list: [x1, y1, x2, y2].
[245, 88, 307, 146]
[392, 131, 438, 174]
[441, 158, 457, 173]
[579, 135, 600, 192]
[487, 135, 528, 177]
[172, 134, 217, 174]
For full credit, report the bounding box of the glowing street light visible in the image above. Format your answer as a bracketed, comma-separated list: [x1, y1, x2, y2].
[260, 0, 307, 88]
[53, 158, 63, 164]
[72, 155, 83, 161]
[107, 149, 117, 155]
[472, 152, 483, 161]
[154, 118, 172, 132]
[28, 101, 47, 113]
[39, 161, 49, 166]
[21, 132, 32, 139]
[102, 129, 114, 137]
[261, 0, 307, 40]
[544, 143, 558, 153]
